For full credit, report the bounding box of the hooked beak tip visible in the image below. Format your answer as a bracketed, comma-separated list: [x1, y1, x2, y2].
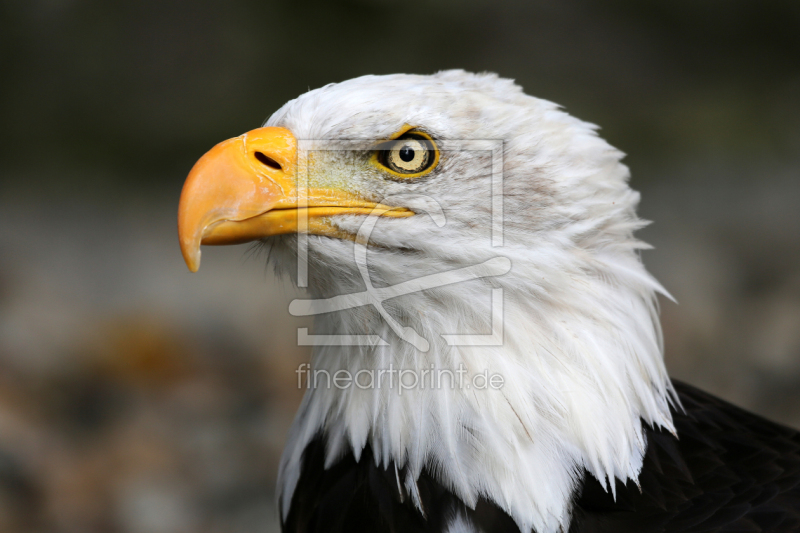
[179, 230, 202, 273]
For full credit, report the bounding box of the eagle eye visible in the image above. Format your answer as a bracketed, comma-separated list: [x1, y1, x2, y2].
[377, 133, 438, 177]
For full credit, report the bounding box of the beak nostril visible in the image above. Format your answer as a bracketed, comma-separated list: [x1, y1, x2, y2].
[254, 151, 282, 170]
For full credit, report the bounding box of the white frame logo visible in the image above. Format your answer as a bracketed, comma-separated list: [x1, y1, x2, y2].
[288, 139, 507, 351]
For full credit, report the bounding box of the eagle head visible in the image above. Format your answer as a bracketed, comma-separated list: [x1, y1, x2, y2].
[177, 70, 676, 533]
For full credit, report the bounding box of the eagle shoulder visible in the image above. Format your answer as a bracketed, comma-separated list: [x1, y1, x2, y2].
[570, 380, 800, 533]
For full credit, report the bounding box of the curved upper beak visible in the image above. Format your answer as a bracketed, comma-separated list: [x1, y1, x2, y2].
[177, 127, 412, 272]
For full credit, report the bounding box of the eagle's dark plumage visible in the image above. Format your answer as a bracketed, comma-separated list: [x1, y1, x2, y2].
[572, 382, 800, 533]
[284, 381, 800, 533]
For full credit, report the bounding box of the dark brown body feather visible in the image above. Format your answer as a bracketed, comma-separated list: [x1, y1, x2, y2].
[282, 381, 800, 532]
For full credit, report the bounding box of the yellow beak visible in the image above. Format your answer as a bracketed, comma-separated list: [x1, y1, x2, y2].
[177, 127, 412, 272]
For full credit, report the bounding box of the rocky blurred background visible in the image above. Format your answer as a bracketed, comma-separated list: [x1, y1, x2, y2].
[0, 0, 798, 531]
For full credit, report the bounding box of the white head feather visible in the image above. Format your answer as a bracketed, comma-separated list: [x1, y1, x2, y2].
[264, 70, 676, 533]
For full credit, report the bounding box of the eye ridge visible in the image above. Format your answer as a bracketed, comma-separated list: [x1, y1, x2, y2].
[378, 133, 437, 176]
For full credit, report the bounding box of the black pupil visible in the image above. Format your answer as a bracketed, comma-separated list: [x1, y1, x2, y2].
[399, 145, 415, 162]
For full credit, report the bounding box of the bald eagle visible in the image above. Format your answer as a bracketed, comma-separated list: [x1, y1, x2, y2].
[177, 71, 800, 532]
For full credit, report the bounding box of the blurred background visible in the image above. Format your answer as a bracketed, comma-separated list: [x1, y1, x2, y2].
[1, 0, 799, 531]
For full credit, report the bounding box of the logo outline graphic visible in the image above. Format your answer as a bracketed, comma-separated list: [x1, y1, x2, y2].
[289, 139, 506, 350]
